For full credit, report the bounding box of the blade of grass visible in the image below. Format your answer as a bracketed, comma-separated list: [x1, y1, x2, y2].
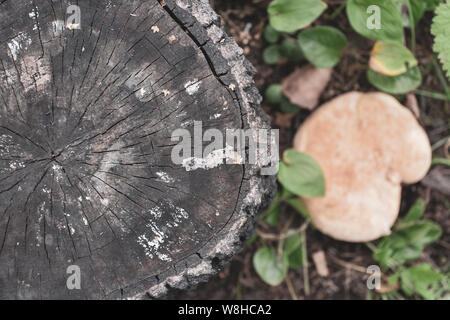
[433, 58, 450, 100]
[301, 228, 310, 296]
[415, 89, 450, 101]
[285, 273, 299, 300]
[432, 136, 450, 151]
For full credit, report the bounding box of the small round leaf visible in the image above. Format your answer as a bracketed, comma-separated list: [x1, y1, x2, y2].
[268, 0, 327, 33]
[263, 24, 281, 44]
[369, 41, 418, 76]
[263, 45, 282, 65]
[367, 66, 422, 94]
[346, 0, 404, 42]
[253, 246, 289, 286]
[278, 149, 325, 197]
[280, 38, 304, 62]
[298, 26, 347, 68]
[265, 84, 284, 105]
[280, 97, 299, 114]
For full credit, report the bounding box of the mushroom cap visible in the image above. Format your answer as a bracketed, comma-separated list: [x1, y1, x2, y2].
[293, 92, 432, 242]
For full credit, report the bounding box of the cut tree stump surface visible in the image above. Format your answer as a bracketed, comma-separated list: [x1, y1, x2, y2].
[0, 0, 275, 299]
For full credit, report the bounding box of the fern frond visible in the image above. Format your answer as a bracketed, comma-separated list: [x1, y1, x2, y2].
[431, 1, 450, 80]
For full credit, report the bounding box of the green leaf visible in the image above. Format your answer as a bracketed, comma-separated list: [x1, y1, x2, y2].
[268, 0, 327, 33]
[280, 38, 304, 62]
[399, 198, 426, 225]
[432, 2, 450, 80]
[263, 45, 282, 65]
[399, 264, 445, 299]
[284, 234, 303, 268]
[265, 84, 284, 104]
[367, 66, 422, 94]
[298, 26, 347, 68]
[278, 149, 325, 197]
[369, 41, 417, 76]
[432, 157, 450, 166]
[253, 246, 288, 286]
[280, 97, 299, 114]
[346, 0, 404, 42]
[263, 24, 281, 44]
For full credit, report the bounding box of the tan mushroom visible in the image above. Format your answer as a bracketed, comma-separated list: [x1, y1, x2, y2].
[293, 92, 432, 242]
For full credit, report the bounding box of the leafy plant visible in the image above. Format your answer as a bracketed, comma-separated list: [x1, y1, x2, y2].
[370, 199, 448, 299]
[373, 198, 442, 269]
[257, 0, 449, 299]
[389, 264, 449, 300]
[263, 0, 450, 98]
[252, 150, 324, 288]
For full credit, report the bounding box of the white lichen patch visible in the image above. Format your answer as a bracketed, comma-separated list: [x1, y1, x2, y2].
[51, 163, 64, 182]
[155, 171, 174, 183]
[9, 160, 25, 170]
[149, 206, 163, 219]
[182, 145, 243, 171]
[137, 225, 166, 260]
[184, 79, 202, 95]
[210, 113, 221, 120]
[100, 198, 109, 207]
[138, 200, 190, 262]
[29, 8, 39, 19]
[151, 25, 160, 33]
[166, 202, 189, 228]
[7, 33, 32, 60]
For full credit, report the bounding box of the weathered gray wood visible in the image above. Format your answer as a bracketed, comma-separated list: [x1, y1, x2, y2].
[0, 0, 274, 299]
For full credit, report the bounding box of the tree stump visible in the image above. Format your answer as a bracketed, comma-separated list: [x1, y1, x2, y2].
[0, 0, 275, 299]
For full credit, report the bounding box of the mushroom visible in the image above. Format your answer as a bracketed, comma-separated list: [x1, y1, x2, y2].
[293, 92, 432, 242]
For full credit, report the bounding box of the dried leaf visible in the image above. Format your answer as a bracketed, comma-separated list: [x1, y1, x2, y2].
[282, 65, 332, 110]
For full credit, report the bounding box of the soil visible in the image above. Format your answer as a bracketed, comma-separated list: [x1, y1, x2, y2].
[172, 0, 450, 300]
